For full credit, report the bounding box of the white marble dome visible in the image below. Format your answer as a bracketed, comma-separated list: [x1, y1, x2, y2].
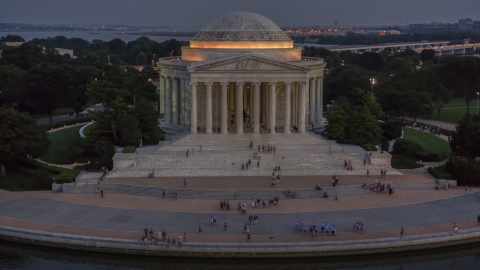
[192, 12, 290, 42]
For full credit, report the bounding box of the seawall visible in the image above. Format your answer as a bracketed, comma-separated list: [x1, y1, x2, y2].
[1, 225, 479, 258]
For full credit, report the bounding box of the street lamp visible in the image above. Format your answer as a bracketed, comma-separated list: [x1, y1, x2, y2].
[476, 92, 479, 115]
[370, 78, 376, 93]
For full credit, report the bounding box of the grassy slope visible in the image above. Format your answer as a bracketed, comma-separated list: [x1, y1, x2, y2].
[402, 127, 452, 161]
[41, 126, 82, 164]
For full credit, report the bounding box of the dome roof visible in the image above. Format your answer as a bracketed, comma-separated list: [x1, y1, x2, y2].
[192, 12, 290, 42]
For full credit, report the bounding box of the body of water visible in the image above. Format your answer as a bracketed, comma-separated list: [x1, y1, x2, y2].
[0, 240, 480, 270]
[0, 31, 191, 43]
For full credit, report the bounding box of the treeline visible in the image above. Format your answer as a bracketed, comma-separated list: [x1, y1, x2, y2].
[292, 30, 480, 45]
[0, 35, 186, 170]
[303, 46, 480, 120]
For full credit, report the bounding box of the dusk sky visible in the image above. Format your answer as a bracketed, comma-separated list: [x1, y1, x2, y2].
[1, 0, 480, 29]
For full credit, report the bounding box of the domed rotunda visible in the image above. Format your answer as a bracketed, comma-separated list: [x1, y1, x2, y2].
[158, 12, 326, 135]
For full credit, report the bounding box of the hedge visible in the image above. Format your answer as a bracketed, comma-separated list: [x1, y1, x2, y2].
[16, 158, 78, 183]
[428, 165, 453, 180]
[42, 117, 93, 130]
[123, 146, 137, 153]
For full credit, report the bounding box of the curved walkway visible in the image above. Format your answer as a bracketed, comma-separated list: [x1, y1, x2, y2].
[0, 191, 477, 239]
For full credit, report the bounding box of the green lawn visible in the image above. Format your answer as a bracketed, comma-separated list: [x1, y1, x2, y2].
[82, 123, 96, 137]
[402, 127, 452, 161]
[41, 126, 82, 164]
[426, 97, 479, 123]
[0, 167, 49, 191]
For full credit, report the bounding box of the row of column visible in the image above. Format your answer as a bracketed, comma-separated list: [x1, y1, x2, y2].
[309, 76, 324, 125]
[161, 76, 188, 125]
[190, 81, 319, 135]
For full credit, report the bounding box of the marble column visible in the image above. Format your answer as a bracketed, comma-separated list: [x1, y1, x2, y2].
[180, 78, 185, 124]
[190, 82, 197, 133]
[205, 82, 213, 134]
[319, 76, 324, 123]
[236, 82, 244, 134]
[172, 78, 179, 125]
[298, 82, 306, 133]
[159, 76, 165, 117]
[165, 77, 171, 123]
[220, 82, 228, 134]
[309, 77, 316, 125]
[253, 83, 261, 134]
[284, 83, 291, 134]
[315, 77, 321, 123]
[269, 82, 276, 134]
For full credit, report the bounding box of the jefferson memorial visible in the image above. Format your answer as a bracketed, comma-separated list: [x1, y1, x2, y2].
[157, 12, 326, 134]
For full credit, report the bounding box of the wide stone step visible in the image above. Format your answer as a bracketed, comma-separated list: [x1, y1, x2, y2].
[64, 183, 372, 199]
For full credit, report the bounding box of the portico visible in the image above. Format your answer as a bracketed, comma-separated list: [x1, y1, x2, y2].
[157, 12, 326, 135]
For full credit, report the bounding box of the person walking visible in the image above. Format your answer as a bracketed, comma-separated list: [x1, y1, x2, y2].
[162, 190, 165, 199]
[198, 223, 203, 234]
[454, 223, 458, 233]
[183, 232, 187, 243]
[184, 179, 188, 188]
[100, 190, 103, 198]
[367, 169, 370, 177]
[210, 216, 213, 226]
[247, 232, 251, 242]
[400, 227, 404, 238]
[186, 149, 189, 158]
[224, 221, 227, 230]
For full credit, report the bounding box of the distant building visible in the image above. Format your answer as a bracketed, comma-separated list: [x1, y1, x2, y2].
[55, 48, 74, 58]
[3, 42, 24, 47]
[366, 30, 401, 35]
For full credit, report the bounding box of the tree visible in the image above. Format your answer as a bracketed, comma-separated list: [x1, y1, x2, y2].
[325, 101, 348, 141]
[0, 65, 25, 107]
[0, 35, 25, 42]
[23, 63, 70, 122]
[69, 65, 100, 118]
[135, 52, 147, 65]
[420, 49, 436, 62]
[396, 90, 432, 121]
[450, 113, 480, 158]
[431, 85, 453, 119]
[0, 108, 48, 176]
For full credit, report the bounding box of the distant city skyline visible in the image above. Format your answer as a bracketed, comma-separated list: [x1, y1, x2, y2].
[1, 0, 480, 30]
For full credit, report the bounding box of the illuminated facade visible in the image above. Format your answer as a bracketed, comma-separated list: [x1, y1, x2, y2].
[158, 12, 326, 134]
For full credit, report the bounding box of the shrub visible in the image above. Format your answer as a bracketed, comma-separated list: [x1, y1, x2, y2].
[381, 140, 389, 152]
[33, 169, 53, 189]
[428, 165, 453, 180]
[362, 144, 377, 151]
[392, 139, 424, 156]
[123, 146, 137, 153]
[381, 122, 403, 141]
[391, 155, 422, 169]
[418, 153, 439, 162]
[445, 156, 480, 185]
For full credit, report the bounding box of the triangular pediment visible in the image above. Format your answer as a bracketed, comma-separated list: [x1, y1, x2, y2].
[187, 54, 309, 72]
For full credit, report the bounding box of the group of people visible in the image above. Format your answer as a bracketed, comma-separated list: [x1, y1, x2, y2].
[343, 159, 354, 171]
[295, 221, 337, 237]
[141, 228, 184, 247]
[259, 144, 276, 154]
[271, 174, 281, 187]
[241, 159, 253, 170]
[380, 169, 388, 179]
[353, 220, 365, 235]
[368, 179, 394, 194]
[332, 174, 340, 187]
[220, 199, 230, 210]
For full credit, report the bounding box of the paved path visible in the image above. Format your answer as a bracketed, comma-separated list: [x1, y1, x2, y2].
[409, 118, 456, 131]
[0, 191, 477, 237]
